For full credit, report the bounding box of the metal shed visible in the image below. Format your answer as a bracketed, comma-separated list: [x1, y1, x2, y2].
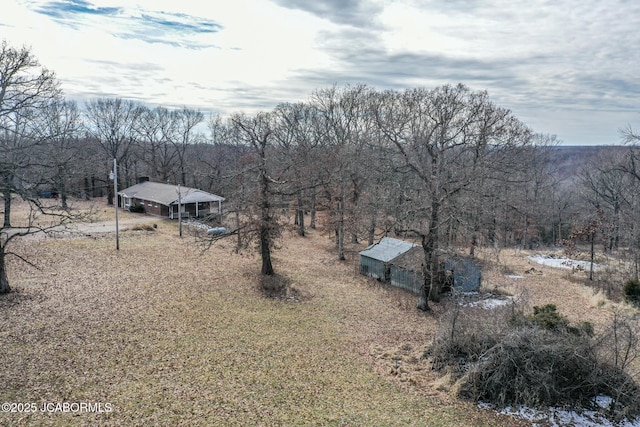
[389, 247, 482, 294]
[359, 237, 417, 281]
[389, 246, 424, 293]
[444, 255, 482, 292]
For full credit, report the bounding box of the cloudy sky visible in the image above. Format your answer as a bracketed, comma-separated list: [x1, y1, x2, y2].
[2, 0, 639, 145]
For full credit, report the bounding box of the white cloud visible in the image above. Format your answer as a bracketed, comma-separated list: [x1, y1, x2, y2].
[1, 0, 639, 144]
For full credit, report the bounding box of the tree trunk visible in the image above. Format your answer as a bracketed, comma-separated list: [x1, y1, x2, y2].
[522, 215, 529, 249]
[612, 203, 620, 251]
[469, 233, 477, 257]
[418, 198, 441, 311]
[417, 268, 430, 311]
[3, 191, 11, 228]
[310, 191, 316, 229]
[235, 208, 242, 254]
[260, 223, 274, 275]
[106, 174, 114, 206]
[91, 176, 97, 198]
[259, 166, 274, 276]
[589, 231, 595, 281]
[0, 251, 10, 294]
[83, 177, 91, 200]
[488, 215, 496, 247]
[337, 196, 345, 261]
[296, 190, 305, 237]
[59, 173, 68, 209]
[427, 199, 441, 302]
[557, 210, 562, 244]
[418, 234, 431, 311]
[367, 212, 376, 246]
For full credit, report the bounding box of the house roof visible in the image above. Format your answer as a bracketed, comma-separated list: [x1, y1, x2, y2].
[359, 237, 418, 262]
[118, 181, 224, 206]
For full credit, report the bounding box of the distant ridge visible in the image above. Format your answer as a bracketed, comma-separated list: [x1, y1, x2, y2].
[549, 145, 627, 182]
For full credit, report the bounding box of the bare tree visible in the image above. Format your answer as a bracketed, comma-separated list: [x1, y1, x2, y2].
[35, 99, 82, 209]
[0, 41, 90, 294]
[271, 102, 326, 237]
[134, 105, 178, 182]
[311, 84, 372, 260]
[578, 148, 629, 252]
[0, 40, 60, 227]
[372, 84, 531, 310]
[171, 107, 204, 186]
[0, 199, 86, 294]
[84, 98, 143, 204]
[230, 111, 279, 276]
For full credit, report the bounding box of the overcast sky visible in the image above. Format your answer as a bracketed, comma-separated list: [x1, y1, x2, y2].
[2, 0, 639, 145]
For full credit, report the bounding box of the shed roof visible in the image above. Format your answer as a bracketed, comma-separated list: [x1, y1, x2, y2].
[390, 246, 424, 270]
[359, 237, 418, 262]
[119, 181, 224, 206]
[390, 247, 480, 271]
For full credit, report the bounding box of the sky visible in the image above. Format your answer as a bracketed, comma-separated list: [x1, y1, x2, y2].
[1, 0, 639, 145]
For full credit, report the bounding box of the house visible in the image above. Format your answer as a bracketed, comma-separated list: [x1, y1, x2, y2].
[389, 246, 482, 294]
[118, 181, 224, 220]
[359, 237, 418, 281]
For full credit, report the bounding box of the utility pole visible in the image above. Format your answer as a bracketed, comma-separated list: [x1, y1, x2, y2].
[109, 159, 119, 250]
[177, 184, 182, 237]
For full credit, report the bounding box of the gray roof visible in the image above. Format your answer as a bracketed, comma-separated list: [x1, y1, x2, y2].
[390, 246, 424, 270]
[359, 237, 418, 262]
[119, 182, 224, 206]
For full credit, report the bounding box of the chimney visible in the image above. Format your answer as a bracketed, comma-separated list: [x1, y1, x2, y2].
[138, 176, 150, 184]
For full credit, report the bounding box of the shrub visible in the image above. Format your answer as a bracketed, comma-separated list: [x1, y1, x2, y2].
[428, 303, 514, 372]
[127, 223, 156, 232]
[459, 326, 600, 408]
[510, 304, 593, 336]
[429, 304, 640, 422]
[529, 304, 569, 330]
[623, 278, 640, 307]
[129, 204, 145, 213]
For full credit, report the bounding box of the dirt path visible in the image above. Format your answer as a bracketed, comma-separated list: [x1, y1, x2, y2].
[66, 215, 165, 234]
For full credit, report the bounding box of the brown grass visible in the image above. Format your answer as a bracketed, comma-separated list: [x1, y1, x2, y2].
[4, 201, 629, 426]
[476, 246, 638, 328]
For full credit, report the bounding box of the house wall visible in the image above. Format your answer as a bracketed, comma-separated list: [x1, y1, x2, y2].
[129, 198, 164, 217]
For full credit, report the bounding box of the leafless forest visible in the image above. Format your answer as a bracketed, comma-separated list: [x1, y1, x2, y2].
[2, 41, 640, 299]
[2, 40, 640, 424]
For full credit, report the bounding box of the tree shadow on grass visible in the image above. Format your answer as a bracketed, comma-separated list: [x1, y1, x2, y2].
[0, 288, 46, 309]
[260, 274, 304, 302]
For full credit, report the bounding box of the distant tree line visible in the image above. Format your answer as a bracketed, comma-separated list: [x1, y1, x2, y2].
[2, 39, 640, 307]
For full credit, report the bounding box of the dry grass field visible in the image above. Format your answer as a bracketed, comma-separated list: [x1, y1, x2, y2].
[0, 199, 636, 426]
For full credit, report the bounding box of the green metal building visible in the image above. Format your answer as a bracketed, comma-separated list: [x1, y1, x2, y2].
[359, 237, 417, 281]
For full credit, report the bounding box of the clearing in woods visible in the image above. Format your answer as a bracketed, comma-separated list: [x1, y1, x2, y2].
[0, 200, 632, 426]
